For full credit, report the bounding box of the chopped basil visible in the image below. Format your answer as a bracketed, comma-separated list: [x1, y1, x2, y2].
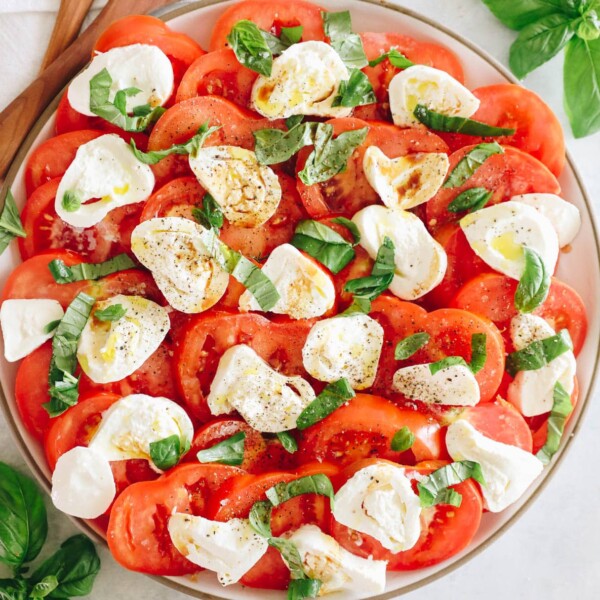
[536, 381, 574, 464]
[0, 190, 26, 256]
[514, 247, 550, 313]
[417, 460, 485, 508]
[291, 220, 355, 274]
[89, 68, 165, 132]
[44, 293, 95, 417]
[330, 216, 360, 245]
[94, 304, 127, 322]
[394, 332, 430, 360]
[414, 104, 516, 136]
[288, 578, 322, 600]
[48, 253, 136, 284]
[280, 25, 304, 46]
[61, 190, 82, 213]
[506, 329, 572, 377]
[296, 378, 355, 430]
[391, 426, 415, 452]
[130, 122, 220, 164]
[227, 20, 273, 76]
[447, 187, 493, 213]
[266, 474, 334, 508]
[469, 333, 487, 374]
[276, 431, 298, 454]
[43, 319, 61, 335]
[368, 48, 414, 69]
[443, 142, 504, 188]
[332, 69, 376, 108]
[192, 193, 224, 231]
[196, 431, 246, 466]
[149, 435, 190, 471]
[322, 11, 368, 68]
[429, 355, 469, 375]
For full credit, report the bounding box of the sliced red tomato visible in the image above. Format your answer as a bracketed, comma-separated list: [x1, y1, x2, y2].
[82, 269, 165, 305]
[426, 145, 561, 234]
[439, 85, 565, 178]
[330, 458, 483, 570]
[298, 393, 443, 467]
[107, 463, 243, 575]
[296, 117, 448, 218]
[451, 273, 588, 354]
[209, 0, 326, 51]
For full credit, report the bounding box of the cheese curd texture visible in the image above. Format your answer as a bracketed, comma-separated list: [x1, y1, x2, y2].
[353, 205, 447, 300]
[302, 314, 384, 389]
[239, 244, 335, 319]
[68, 44, 174, 116]
[388, 65, 480, 127]
[363, 146, 450, 210]
[251, 41, 351, 119]
[189, 146, 282, 227]
[131, 217, 229, 313]
[333, 462, 422, 552]
[168, 514, 268, 585]
[207, 344, 315, 432]
[55, 134, 155, 228]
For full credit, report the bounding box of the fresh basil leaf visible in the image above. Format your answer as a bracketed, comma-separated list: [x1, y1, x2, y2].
[228, 20, 273, 76]
[340, 296, 372, 316]
[43, 320, 61, 335]
[0, 578, 28, 600]
[276, 431, 298, 454]
[414, 104, 516, 136]
[61, 190, 81, 213]
[269, 538, 307, 580]
[288, 578, 322, 600]
[481, 0, 573, 30]
[391, 426, 415, 452]
[330, 217, 360, 245]
[506, 329, 572, 376]
[291, 220, 355, 274]
[417, 460, 485, 508]
[0, 191, 26, 240]
[514, 247, 550, 313]
[577, 8, 600, 40]
[443, 142, 504, 188]
[48, 253, 136, 284]
[281, 25, 304, 46]
[0, 462, 47, 569]
[266, 475, 334, 508]
[89, 68, 165, 132]
[253, 121, 321, 165]
[332, 69, 376, 108]
[93, 304, 127, 322]
[286, 115, 304, 130]
[510, 13, 578, 79]
[29, 575, 58, 599]
[45, 371, 80, 418]
[248, 500, 273, 538]
[29, 535, 100, 598]
[447, 187, 493, 213]
[296, 378, 355, 430]
[192, 193, 224, 231]
[470, 333, 487, 374]
[322, 11, 368, 68]
[394, 332, 430, 360]
[564, 36, 600, 138]
[261, 30, 289, 55]
[149, 435, 189, 471]
[130, 122, 220, 164]
[369, 48, 414, 69]
[429, 356, 469, 375]
[536, 381, 574, 464]
[197, 431, 246, 466]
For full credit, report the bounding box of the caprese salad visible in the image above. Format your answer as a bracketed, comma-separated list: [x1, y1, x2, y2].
[0, 0, 588, 598]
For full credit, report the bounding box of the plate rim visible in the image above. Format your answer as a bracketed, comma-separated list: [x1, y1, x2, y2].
[0, 0, 599, 598]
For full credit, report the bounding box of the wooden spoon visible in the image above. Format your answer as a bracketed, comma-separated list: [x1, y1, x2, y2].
[0, 0, 177, 179]
[39, 0, 95, 73]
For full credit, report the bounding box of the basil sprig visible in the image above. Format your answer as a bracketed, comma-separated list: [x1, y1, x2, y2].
[89, 68, 165, 132]
[417, 460, 486, 508]
[332, 68, 376, 108]
[130, 122, 221, 164]
[0, 190, 26, 256]
[266, 474, 335, 508]
[394, 332, 430, 360]
[429, 333, 487, 375]
[506, 329, 572, 377]
[536, 381, 574, 464]
[414, 104, 516, 136]
[514, 247, 550, 313]
[322, 10, 368, 68]
[94, 304, 127, 322]
[48, 253, 136, 284]
[443, 142, 504, 188]
[291, 220, 355, 274]
[296, 378, 355, 430]
[197, 431, 246, 465]
[391, 426, 415, 452]
[149, 435, 190, 471]
[192, 193, 224, 231]
[368, 48, 414, 69]
[447, 187, 493, 213]
[276, 431, 298, 454]
[44, 292, 95, 417]
[0, 462, 100, 596]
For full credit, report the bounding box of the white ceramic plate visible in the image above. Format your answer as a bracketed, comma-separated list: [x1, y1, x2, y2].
[1, 0, 599, 598]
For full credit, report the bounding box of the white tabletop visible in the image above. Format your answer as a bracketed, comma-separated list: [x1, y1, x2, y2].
[0, 1, 599, 599]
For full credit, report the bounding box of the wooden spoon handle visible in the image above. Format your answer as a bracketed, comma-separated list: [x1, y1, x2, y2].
[39, 0, 95, 72]
[0, 0, 175, 180]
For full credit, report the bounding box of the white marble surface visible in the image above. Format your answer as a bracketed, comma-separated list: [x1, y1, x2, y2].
[0, 0, 599, 598]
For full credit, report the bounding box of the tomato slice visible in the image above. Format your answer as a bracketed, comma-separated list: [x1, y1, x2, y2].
[426, 145, 561, 234]
[82, 269, 165, 305]
[209, 0, 327, 51]
[439, 84, 565, 178]
[296, 118, 448, 218]
[107, 463, 243, 575]
[451, 273, 588, 354]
